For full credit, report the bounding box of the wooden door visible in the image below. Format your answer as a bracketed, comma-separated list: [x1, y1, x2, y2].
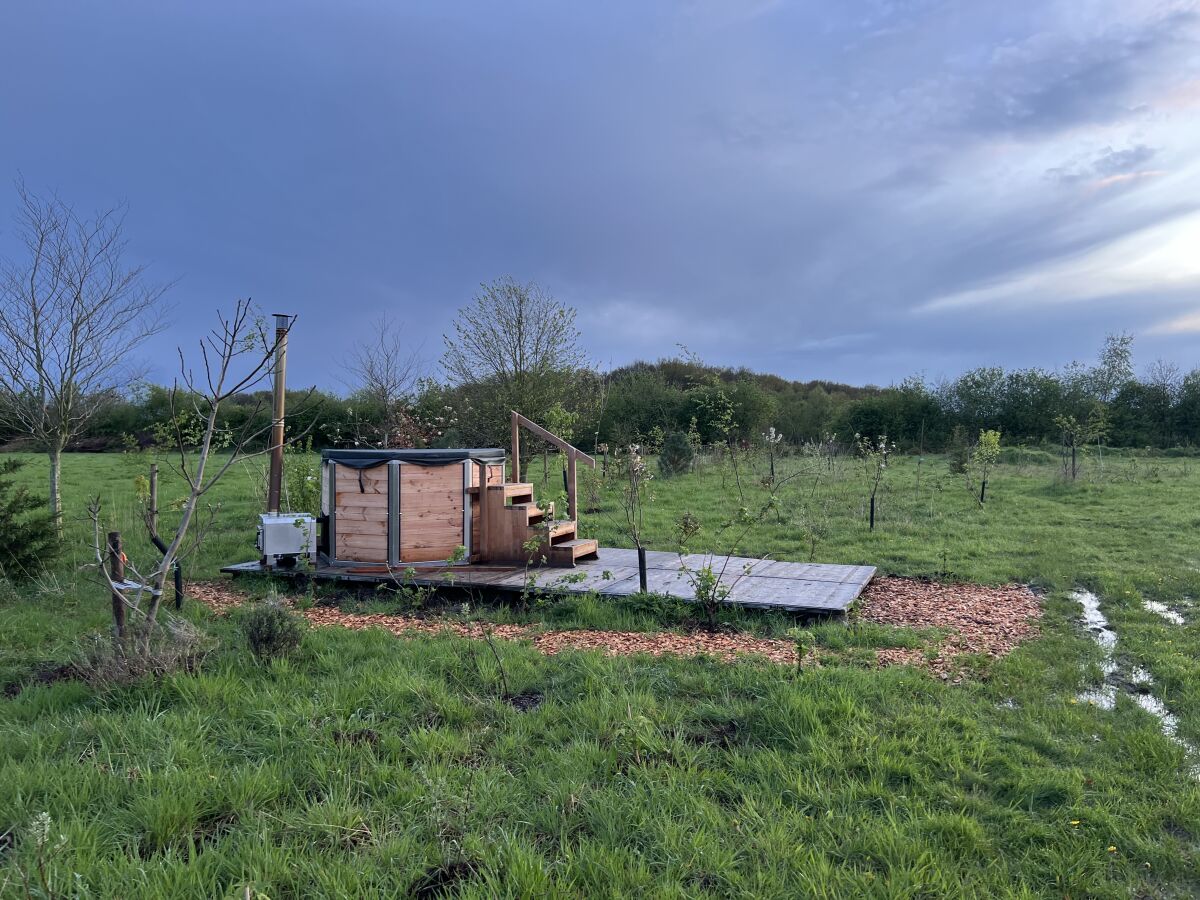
[399, 463, 464, 562]
[334, 464, 389, 562]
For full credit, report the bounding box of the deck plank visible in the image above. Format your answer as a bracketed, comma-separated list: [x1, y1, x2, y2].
[223, 549, 875, 614]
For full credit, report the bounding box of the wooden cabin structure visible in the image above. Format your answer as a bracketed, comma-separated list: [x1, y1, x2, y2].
[318, 413, 599, 568]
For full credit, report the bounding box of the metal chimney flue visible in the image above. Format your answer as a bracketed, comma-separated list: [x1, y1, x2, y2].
[266, 313, 290, 514]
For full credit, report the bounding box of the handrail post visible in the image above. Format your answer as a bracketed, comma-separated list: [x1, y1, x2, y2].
[511, 411, 520, 483]
[567, 449, 577, 522]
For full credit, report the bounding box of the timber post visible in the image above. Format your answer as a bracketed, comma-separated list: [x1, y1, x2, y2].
[149, 464, 159, 536]
[511, 411, 521, 483]
[267, 313, 290, 514]
[108, 531, 126, 639]
[567, 449, 577, 522]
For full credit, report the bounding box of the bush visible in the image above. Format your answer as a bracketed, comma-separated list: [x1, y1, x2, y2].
[74, 618, 215, 689]
[658, 432, 694, 478]
[239, 599, 306, 660]
[946, 426, 971, 475]
[0, 459, 57, 581]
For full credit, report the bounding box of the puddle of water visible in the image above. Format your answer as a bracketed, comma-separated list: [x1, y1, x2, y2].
[1133, 693, 1181, 738]
[1072, 590, 1117, 675]
[1071, 590, 1196, 773]
[1078, 686, 1117, 710]
[1143, 599, 1185, 625]
[1130, 667, 1153, 686]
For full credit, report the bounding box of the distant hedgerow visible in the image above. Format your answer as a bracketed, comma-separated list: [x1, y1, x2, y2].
[0, 459, 58, 581]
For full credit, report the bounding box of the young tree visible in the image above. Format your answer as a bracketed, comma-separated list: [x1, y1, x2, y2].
[972, 429, 1001, 503]
[855, 433, 894, 530]
[442, 277, 595, 445]
[0, 183, 169, 532]
[92, 301, 311, 649]
[0, 458, 58, 580]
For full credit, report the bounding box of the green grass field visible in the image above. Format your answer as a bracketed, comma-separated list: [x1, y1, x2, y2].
[1, 448, 1199, 897]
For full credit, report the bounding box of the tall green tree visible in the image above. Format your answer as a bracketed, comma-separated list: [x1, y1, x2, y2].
[442, 277, 597, 446]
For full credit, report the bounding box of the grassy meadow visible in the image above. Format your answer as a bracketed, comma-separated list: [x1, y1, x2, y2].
[1, 447, 1199, 897]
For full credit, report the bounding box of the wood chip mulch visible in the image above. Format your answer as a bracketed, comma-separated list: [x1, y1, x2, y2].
[858, 577, 1043, 679]
[189, 575, 1041, 679]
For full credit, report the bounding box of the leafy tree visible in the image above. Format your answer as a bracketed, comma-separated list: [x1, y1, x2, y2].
[1177, 369, 1200, 445]
[1089, 332, 1134, 405]
[972, 429, 1001, 504]
[442, 277, 596, 446]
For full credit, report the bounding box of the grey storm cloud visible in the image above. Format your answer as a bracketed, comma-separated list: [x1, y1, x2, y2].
[0, 0, 1198, 388]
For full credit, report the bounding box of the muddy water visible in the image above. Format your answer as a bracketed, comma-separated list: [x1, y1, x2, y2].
[1072, 590, 1194, 769]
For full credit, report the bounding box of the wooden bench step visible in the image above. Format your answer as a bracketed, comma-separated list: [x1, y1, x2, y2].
[547, 538, 599, 566]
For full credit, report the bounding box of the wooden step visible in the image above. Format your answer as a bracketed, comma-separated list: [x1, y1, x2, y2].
[545, 520, 577, 544]
[469, 482, 534, 499]
[547, 538, 599, 567]
[510, 501, 552, 523]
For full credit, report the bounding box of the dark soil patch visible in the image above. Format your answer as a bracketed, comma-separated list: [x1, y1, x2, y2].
[410, 860, 479, 898]
[685, 718, 741, 749]
[332, 728, 381, 747]
[136, 810, 240, 861]
[2, 662, 77, 699]
[504, 690, 543, 712]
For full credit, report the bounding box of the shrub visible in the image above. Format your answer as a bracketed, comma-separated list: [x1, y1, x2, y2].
[657, 431, 694, 478]
[74, 618, 215, 689]
[239, 599, 306, 660]
[0, 459, 57, 581]
[946, 426, 971, 475]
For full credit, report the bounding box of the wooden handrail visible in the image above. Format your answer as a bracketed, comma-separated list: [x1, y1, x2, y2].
[510, 412, 597, 469]
[510, 410, 596, 522]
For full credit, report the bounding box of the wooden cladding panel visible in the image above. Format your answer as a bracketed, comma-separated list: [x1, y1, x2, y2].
[469, 463, 505, 487]
[400, 463, 463, 562]
[331, 460, 468, 564]
[333, 463, 389, 562]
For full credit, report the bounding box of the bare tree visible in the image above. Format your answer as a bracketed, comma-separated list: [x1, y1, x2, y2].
[1145, 358, 1183, 446]
[91, 300, 313, 646]
[442, 276, 594, 444]
[343, 314, 425, 447]
[0, 182, 169, 531]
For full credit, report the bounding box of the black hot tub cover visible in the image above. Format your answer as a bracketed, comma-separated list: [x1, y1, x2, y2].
[321, 448, 506, 469]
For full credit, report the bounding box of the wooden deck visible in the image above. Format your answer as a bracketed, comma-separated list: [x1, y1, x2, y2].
[223, 547, 875, 615]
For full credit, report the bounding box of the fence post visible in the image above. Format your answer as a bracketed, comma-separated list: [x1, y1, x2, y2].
[108, 531, 126, 639]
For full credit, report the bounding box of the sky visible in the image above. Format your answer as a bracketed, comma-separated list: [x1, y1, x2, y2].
[1, 0, 1199, 390]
